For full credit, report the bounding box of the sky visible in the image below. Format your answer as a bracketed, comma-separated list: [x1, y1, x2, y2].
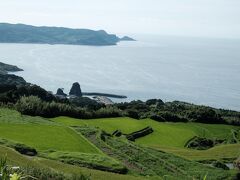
[0, 0, 240, 38]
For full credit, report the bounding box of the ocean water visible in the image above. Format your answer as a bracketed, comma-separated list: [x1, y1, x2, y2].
[0, 35, 240, 110]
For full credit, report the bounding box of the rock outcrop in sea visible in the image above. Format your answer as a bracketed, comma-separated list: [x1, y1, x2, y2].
[56, 88, 67, 97]
[69, 82, 82, 97]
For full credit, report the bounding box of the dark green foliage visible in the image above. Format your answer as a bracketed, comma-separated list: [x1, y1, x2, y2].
[125, 126, 153, 141]
[112, 130, 122, 137]
[0, 139, 37, 156]
[212, 161, 229, 170]
[117, 100, 240, 125]
[0, 84, 56, 104]
[185, 135, 237, 150]
[15, 96, 89, 118]
[186, 107, 224, 124]
[116, 100, 149, 119]
[116, 100, 149, 112]
[126, 109, 140, 119]
[17, 85, 56, 102]
[95, 107, 122, 118]
[0, 85, 17, 94]
[15, 96, 122, 119]
[146, 99, 164, 107]
[70, 97, 104, 110]
[185, 137, 220, 150]
[158, 111, 188, 122]
[13, 143, 37, 156]
[149, 114, 165, 122]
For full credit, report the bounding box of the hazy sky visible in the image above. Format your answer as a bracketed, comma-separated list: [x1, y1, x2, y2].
[0, 0, 240, 38]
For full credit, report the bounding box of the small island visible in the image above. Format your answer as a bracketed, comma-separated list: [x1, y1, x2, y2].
[120, 36, 136, 41]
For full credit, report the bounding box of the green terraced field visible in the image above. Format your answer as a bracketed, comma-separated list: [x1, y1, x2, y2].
[53, 116, 239, 147]
[53, 116, 240, 161]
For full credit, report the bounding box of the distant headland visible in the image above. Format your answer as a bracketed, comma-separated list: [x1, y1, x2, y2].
[0, 23, 136, 46]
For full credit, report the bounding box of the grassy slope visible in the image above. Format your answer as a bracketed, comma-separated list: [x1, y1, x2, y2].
[0, 123, 100, 153]
[53, 116, 240, 161]
[0, 108, 100, 153]
[0, 145, 145, 180]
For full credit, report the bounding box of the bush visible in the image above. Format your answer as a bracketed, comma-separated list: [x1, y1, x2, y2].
[15, 96, 122, 119]
[150, 114, 165, 122]
[70, 97, 104, 110]
[146, 99, 164, 107]
[95, 106, 122, 118]
[186, 107, 224, 124]
[13, 143, 37, 156]
[158, 111, 188, 122]
[126, 109, 140, 119]
[212, 161, 229, 170]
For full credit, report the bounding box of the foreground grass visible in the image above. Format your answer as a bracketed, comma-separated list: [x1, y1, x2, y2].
[0, 145, 145, 180]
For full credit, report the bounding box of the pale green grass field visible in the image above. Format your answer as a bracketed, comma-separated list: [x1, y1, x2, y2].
[0, 123, 100, 153]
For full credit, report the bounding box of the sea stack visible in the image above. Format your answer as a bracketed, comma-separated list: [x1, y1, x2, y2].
[56, 88, 67, 96]
[69, 82, 82, 97]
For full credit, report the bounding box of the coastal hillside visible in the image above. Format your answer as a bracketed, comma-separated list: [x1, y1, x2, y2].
[0, 62, 239, 179]
[0, 23, 134, 46]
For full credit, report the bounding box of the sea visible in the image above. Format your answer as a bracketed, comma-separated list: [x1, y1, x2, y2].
[0, 35, 240, 110]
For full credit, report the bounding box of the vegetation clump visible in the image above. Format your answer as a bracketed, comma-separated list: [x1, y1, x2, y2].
[212, 161, 229, 170]
[185, 136, 225, 150]
[13, 143, 37, 156]
[125, 126, 153, 141]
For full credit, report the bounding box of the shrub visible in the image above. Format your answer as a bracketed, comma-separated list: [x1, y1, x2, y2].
[212, 161, 229, 170]
[150, 114, 165, 122]
[126, 109, 140, 119]
[146, 99, 164, 106]
[95, 106, 122, 118]
[15, 96, 122, 119]
[70, 97, 104, 110]
[158, 111, 188, 122]
[186, 108, 224, 124]
[13, 143, 37, 156]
